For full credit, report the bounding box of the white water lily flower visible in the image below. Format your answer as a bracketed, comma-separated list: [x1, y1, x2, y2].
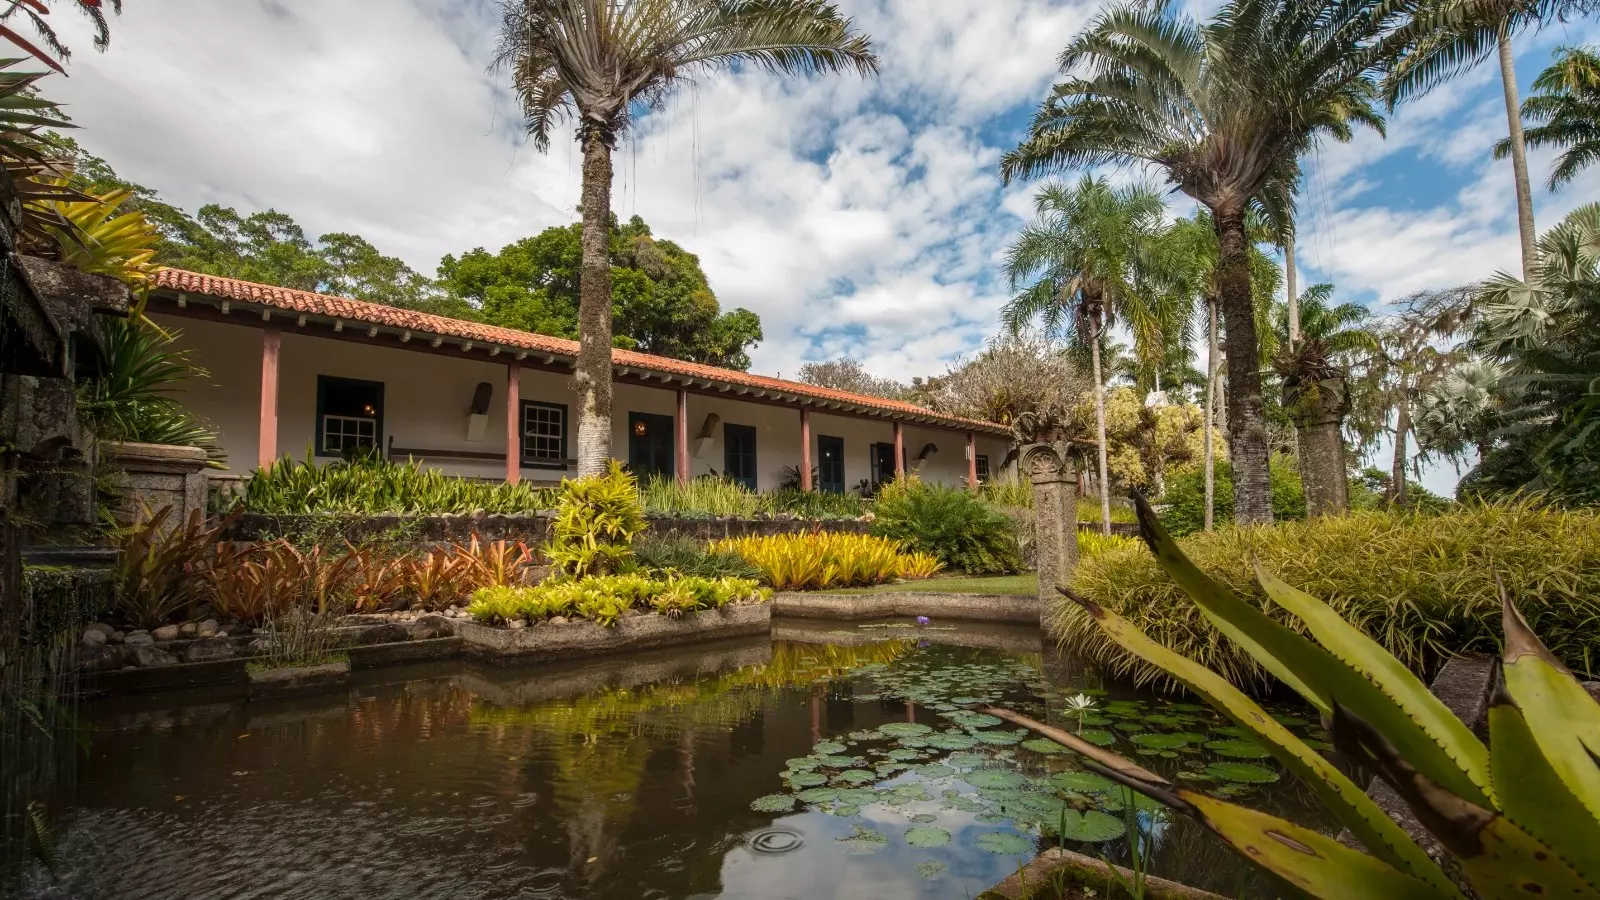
[1063, 693, 1097, 714]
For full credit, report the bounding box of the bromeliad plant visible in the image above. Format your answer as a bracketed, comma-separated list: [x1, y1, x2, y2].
[1033, 495, 1600, 900]
[546, 460, 648, 578]
[468, 574, 767, 627]
[711, 532, 942, 591]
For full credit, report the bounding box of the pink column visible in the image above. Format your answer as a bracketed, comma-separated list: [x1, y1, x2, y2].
[967, 431, 979, 491]
[893, 421, 904, 479]
[258, 329, 281, 470]
[800, 407, 813, 492]
[506, 364, 521, 485]
[676, 388, 690, 485]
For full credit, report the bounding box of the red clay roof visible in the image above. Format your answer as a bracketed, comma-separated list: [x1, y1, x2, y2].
[153, 268, 1009, 434]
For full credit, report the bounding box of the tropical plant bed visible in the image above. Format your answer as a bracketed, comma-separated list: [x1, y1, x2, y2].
[977, 847, 1227, 900]
[828, 574, 1039, 596]
[451, 603, 771, 665]
[772, 591, 1040, 624]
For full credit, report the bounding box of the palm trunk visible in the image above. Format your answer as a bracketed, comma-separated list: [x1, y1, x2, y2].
[1391, 397, 1411, 508]
[1091, 314, 1112, 536]
[1291, 378, 1350, 516]
[1213, 209, 1274, 525]
[1285, 232, 1299, 348]
[575, 130, 616, 476]
[1204, 297, 1218, 532]
[1499, 28, 1538, 283]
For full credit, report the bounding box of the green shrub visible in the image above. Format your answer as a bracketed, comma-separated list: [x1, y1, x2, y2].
[639, 475, 762, 518]
[871, 480, 1023, 575]
[468, 574, 767, 627]
[758, 487, 867, 520]
[242, 453, 557, 515]
[1157, 454, 1306, 537]
[632, 533, 762, 581]
[545, 461, 648, 579]
[1055, 500, 1600, 690]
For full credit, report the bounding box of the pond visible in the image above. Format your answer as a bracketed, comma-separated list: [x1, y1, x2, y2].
[25, 621, 1336, 899]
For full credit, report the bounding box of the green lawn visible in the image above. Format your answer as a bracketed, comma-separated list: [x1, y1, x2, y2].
[829, 573, 1038, 596]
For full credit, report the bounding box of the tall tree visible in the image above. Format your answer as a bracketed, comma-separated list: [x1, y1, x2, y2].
[1002, 0, 1390, 524]
[439, 215, 765, 369]
[1382, 0, 1596, 281]
[1002, 175, 1173, 535]
[1495, 45, 1600, 190]
[495, 0, 877, 476]
[797, 356, 906, 398]
[1271, 284, 1375, 515]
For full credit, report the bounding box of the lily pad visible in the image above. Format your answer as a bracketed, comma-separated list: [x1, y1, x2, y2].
[751, 794, 795, 812]
[911, 813, 938, 824]
[1050, 810, 1127, 843]
[797, 787, 839, 803]
[905, 826, 952, 848]
[829, 803, 862, 816]
[912, 763, 956, 779]
[816, 755, 864, 768]
[881, 722, 934, 737]
[813, 741, 848, 754]
[786, 757, 821, 770]
[924, 733, 979, 751]
[941, 795, 985, 812]
[1130, 733, 1191, 750]
[1205, 762, 1280, 784]
[1206, 739, 1272, 759]
[1077, 730, 1117, 747]
[946, 751, 989, 768]
[916, 861, 946, 878]
[1050, 771, 1117, 793]
[1021, 738, 1070, 755]
[975, 831, 1034, 855]
[886, 748, 923, 761]
[947, 711, 1002, 729]
[836, 825, 888, 854]
[972, 730, 1023, 746]
[835, 769, 879, 785]
[785, 771, 829, 787]
[975, 812, 1009, 824]
[966, 769, 1028, 790]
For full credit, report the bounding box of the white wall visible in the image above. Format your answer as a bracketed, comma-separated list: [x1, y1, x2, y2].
[154, 313, 1013, 490]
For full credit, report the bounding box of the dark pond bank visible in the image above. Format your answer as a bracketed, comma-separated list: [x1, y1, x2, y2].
[22, 623, 1335, 900]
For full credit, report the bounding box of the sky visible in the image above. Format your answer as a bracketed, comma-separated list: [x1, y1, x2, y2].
[40, 0, 1600, 494]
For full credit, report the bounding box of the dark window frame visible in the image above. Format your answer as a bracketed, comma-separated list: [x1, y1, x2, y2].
[628, 411, 676, 480]
[976, 454, 991, 483]
[520, 400, 569, 469]
[817, 434, 846, 494]
[315, 375, 384, 459]
[724, 423, 758, 490]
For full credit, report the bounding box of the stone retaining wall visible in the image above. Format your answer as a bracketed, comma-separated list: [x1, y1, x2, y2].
[451, 603, 770, 665]
[772, 591, 1039, 624]
[227, 511, 871, 546]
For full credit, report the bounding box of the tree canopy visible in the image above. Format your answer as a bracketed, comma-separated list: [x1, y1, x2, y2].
[438, 216, 763, 369]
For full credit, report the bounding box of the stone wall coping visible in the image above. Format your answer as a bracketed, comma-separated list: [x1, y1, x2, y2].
[101, 440, 209, 463]
[772, 591, 1040, 624]
[451, 603, 770, 665]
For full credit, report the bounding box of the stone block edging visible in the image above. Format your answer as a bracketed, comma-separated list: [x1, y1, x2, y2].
[772, 591, 1039, 624]
[450, 603, 771, 665]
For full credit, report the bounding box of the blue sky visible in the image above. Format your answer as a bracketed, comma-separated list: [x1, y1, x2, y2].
[42, 0, 1600, 493]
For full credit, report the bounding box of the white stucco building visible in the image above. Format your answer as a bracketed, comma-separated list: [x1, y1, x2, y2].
[147, 270, 1013, 492]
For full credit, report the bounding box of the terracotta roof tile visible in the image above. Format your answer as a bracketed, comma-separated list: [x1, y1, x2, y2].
[153, 268, 1009, 434]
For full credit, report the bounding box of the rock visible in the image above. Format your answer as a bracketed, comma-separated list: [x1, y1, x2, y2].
[350, 623, 409, 646]
[549, 616, 569, 626]
[251, 627, 266, 636]
[198, 619, 219, 635]
[129, 644, 179, 668]
[1585, 681, 1600, 704]
[183, 639, 235, 664]
[507, 619, 526, 630]
[86, 622, 114, 638]
[124, 631, 154, 646]
[110, 631, 124, 644]
[408, 615, 453, 641]
[179, 623, 198, 637]
[152, 625, 181, 642]
[81, 628, 107, 647]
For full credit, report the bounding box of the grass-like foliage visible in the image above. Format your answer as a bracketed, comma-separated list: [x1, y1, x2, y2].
[546, 461, 648, 578]
[639, 475, 763, 518]
[1075, 530, 1142, 560]
[242, 453, 558, 515]
[871, 479, 1024, 575]
[632, 533, 763, 581]
[1157, 454, 1306, 537]
[1057, 500, 1600, 689]
[469, 574, 768, 627]
[761, 487, 869, 519]
[712, 532, 941, 591]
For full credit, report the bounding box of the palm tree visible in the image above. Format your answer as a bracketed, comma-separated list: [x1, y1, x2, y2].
[1271, 285, 1375, 515]
[1414, 357, 1504, 465]
[1003, 176, 1174, 535]
[1494, 45, 1600, 190]
[494, 1, 876, 476]
[1001, 0, 1390, 525]
[1382, 0, 1596, 281]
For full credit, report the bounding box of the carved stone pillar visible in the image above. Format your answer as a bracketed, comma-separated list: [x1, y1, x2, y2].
[1023, 442, 1078, 608]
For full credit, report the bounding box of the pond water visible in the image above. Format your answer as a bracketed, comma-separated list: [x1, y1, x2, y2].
[25, 621, 1335, 900]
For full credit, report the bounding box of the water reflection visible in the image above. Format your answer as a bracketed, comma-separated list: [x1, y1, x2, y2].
[25, 631, 1330, 900]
